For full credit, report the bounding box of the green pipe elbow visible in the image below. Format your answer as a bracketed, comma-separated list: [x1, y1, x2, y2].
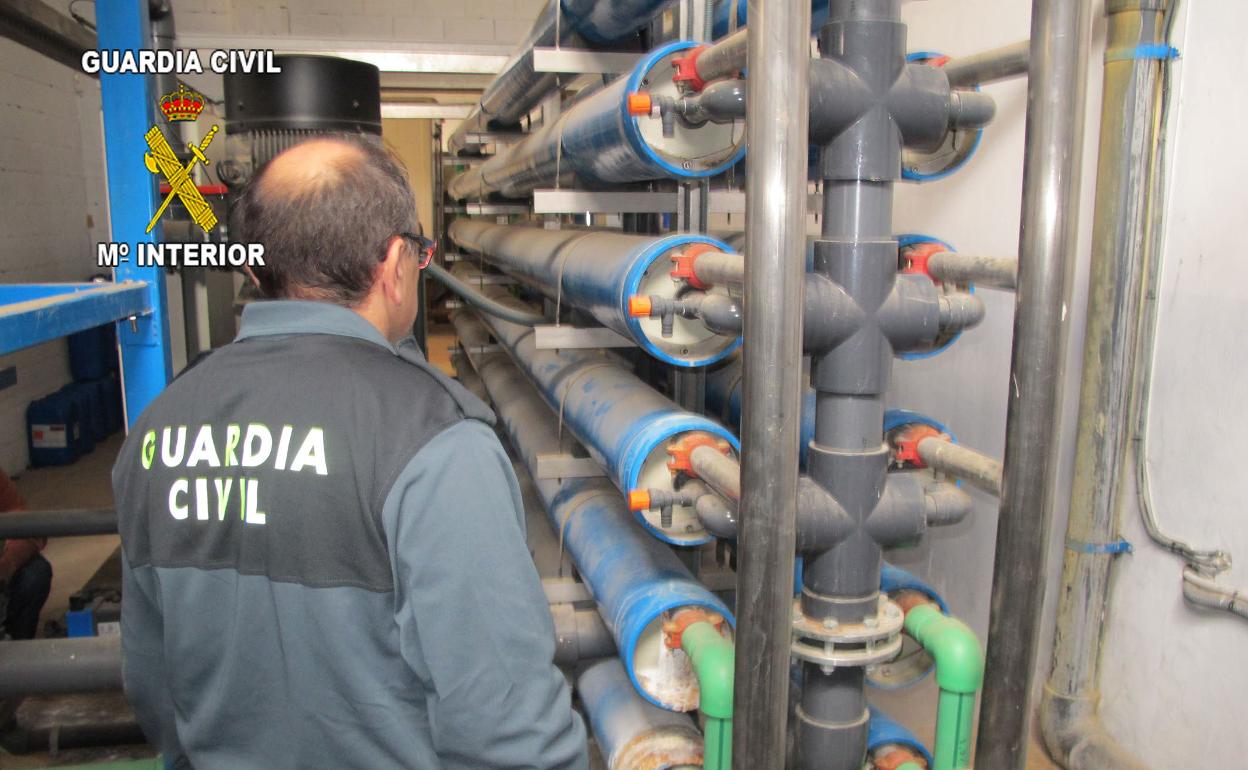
[904, 604, 984, 694]
[680, 620, 735, 719]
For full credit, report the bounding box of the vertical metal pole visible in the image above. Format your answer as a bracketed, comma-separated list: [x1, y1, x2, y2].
[97, 0, 172, 425]
[975, 0, 1091, 766]
[733, 0, 810, 767]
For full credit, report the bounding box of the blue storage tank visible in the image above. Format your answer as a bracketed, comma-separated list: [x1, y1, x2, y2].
[75, 382, 112, 443]
[78, 378, 121, 441]
[68, 324, 117, 382]
[104, 376, 123, 432]
[26, 391, 81, 466]
[56, 384, 97, 456]
[91, 376, 123, 435]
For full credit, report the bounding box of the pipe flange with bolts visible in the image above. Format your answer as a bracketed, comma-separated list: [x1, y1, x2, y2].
[790, 596, 905, 670]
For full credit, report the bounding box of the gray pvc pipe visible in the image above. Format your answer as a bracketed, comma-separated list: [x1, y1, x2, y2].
[695, 27, 748, 83]
[689, 444, 742, 502]
[549, 603, 616, 664]
[0, 508, 118, 539]
[0, 607, 611, 697]
[943, 39, 1031, 88]
[0, 636, 124, 697]
[926, 251, 1018, 290]
[917, 437, 1002, 496]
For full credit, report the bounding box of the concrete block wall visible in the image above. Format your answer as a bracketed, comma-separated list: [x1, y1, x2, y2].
[0, 38, 110, 475]
[168, 0, 549, 47]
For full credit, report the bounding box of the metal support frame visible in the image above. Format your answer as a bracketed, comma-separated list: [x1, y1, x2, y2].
[531, 188, 822, 215]
[0, 0, 172, 434]
[98, 0, 173, 424]
[0, 0, 97, 73]
[532, 47, 640, 74]
[533, 325, 636, 350]
[0, 284, 151, 356]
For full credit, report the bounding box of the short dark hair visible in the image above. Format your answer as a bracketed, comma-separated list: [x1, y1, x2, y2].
[234, 134, 418, 305]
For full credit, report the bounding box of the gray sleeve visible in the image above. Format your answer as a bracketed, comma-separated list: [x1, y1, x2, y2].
[382, 420, 588, 770]
[119, 552, 188, 766]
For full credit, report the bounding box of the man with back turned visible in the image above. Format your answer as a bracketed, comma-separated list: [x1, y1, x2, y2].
[112, 136, 587, 769]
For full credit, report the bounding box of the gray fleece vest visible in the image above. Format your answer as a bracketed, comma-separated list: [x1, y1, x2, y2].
[115, 332, 495, 591]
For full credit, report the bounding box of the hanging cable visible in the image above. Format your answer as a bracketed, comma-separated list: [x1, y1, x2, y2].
[1131, 0, 1243, 616]
[425, 263, 547, 326]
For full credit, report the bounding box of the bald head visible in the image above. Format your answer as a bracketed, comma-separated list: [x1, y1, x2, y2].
[236, 134, 418, 305]
[254, 139, 364, 203]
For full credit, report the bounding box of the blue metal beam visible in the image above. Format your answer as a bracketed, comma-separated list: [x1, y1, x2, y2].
[0, 283, 150, 356]
[97, 0, 171, 426]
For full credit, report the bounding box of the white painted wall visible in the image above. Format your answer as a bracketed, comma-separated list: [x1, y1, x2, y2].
[0, 38, 110, 475]
[893, 1, 1248, 766]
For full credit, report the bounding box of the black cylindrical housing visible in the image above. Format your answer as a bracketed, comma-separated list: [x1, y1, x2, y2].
[224, 55, 381, 135]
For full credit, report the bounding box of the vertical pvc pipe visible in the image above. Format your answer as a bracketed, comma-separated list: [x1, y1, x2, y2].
[732, 0, 811, 767]
[906, 604, 984, 770]
[975, 5, 1091, 764]
[1039, 3, 1168, 769]
[681, 620, 735, 770]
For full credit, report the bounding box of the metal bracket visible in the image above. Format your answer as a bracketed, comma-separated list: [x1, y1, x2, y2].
[708, 189, 824, 214]
[381, 104, 474, 119]
[464, 202, 529, 216]
[542, 577, 593, 604]
[533, 189, 679, 214]
[533, 47, 640, 75]
[534, 325, 636, 350]
[457, 273, 516, 286]
[535, 453, 607, 480]
[531, 188, 824, 215]
[459, 343, 503, 356]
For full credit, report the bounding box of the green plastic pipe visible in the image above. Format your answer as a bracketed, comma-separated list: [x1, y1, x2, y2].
[680, 620, 734, 770]
[904, 604, 985, 770]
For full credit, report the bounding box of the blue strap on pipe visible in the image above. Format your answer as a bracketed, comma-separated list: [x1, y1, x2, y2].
[1105, 44, 1180, 62]
[1065, 537, 1134, 555]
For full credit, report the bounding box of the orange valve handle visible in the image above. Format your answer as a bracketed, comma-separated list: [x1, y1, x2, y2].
[627, 295, 654, 318]
[627, 92, 653, 117]
[627, 489, 652, 512]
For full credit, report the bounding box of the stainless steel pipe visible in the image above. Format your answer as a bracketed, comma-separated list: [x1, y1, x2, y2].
[732, 0, 810, 766]
[975, 0, 1091, 767]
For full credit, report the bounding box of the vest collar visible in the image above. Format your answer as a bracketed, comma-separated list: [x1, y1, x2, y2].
[236, 300, 398, 354]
